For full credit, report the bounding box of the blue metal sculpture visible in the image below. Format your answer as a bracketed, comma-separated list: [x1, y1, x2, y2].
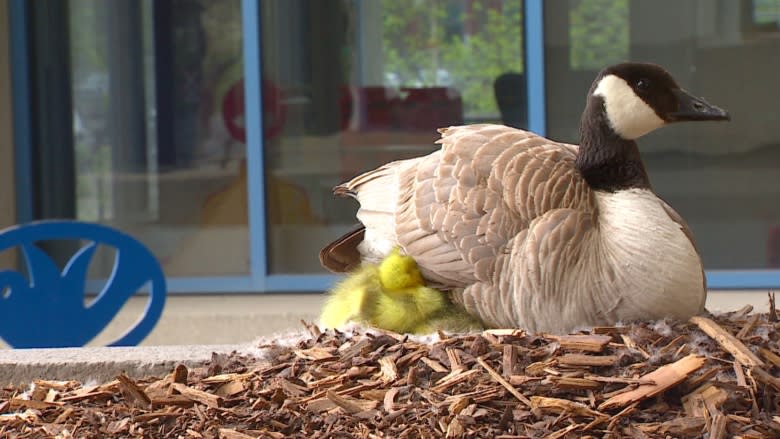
[0, 220, 166, 348]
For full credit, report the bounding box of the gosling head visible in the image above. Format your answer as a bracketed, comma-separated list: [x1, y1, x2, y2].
[589, 62, 730, 140]
[378, 248, 425, 291]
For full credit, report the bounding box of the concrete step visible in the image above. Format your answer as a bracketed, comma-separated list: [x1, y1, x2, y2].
[0, 344, 247, 386]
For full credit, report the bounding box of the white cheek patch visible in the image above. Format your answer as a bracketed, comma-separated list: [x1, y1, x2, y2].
[593, 75, 665, 140]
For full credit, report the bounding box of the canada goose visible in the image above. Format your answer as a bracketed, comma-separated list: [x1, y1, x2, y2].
[320, 248, 484, 334]
[321, 62, 729, 334]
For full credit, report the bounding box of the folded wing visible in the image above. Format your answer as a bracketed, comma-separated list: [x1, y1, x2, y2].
[330, 124, 594, 291]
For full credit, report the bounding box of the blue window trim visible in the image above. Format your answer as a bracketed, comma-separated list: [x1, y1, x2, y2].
[524, 0, 546, 137]
[706, 271, 780, 290]
[241, 0, 342, 293]
[241, 0, 268, 290]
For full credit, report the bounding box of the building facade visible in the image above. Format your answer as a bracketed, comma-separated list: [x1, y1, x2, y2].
[2, 0, 780, 297]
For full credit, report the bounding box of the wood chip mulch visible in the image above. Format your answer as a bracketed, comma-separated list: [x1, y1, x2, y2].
[2, 297, 780, 438]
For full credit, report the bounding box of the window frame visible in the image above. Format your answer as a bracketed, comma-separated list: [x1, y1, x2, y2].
[9, 0, 777, 292]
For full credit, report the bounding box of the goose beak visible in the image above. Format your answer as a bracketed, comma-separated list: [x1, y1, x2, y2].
[668, 89, 730, 122]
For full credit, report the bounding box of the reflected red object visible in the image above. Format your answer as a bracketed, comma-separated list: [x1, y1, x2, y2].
[339, 86, 463, 132]
[340, 86, 401, 131]
[223, 83, 462, 141]
[222, 78, 286, 143]
[398, 87, 464, 131]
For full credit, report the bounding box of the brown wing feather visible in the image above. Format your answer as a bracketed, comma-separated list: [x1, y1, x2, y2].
[319, 226, 365, 273]
[399, 125, 592, 284]
[323, 124, 594, 290]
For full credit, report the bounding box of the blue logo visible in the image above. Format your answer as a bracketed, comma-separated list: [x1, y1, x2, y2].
[0, 221, 166, 348]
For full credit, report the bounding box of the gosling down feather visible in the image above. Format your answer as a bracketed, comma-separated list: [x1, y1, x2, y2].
[321, 62, 730, 334]
[320, 248, 484, 334]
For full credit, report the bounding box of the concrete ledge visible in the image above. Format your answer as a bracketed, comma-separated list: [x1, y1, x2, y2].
[0, 344, 247, 386]
[0, 291, 768, 386]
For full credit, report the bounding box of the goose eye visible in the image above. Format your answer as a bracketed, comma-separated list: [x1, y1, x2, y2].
[635, 78, 650, 91]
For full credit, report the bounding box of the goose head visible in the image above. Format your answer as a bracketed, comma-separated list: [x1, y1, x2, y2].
[577, 62, 729, 191]
[590, 62, 729, 139]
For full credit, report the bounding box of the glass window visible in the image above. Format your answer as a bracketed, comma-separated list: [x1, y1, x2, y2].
[261, 0, 526, 273]
[544, 0, 780, 269]
[568, 0, 629, 70]
[751, 0, 780, 29]
[69, 0, 248, 277]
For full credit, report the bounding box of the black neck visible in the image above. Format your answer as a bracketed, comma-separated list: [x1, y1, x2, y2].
[575, 98, 652, 192]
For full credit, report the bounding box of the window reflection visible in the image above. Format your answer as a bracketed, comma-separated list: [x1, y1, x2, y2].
[46, 0, 780, 281]
[70, 0, 249, 277]
[261, 0, 526, 273]
[545, 0, 780, 269]
[568, 0, 629, 70]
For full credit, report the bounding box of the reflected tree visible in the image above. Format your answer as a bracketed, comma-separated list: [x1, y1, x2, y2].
[381, 0, 523, 118]
[569, 0, 629, 70]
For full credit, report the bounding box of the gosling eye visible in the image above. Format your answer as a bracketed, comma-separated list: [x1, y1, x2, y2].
[635, 78, 650, 91]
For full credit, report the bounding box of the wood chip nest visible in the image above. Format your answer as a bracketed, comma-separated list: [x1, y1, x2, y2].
[2, 298, 780, 438]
